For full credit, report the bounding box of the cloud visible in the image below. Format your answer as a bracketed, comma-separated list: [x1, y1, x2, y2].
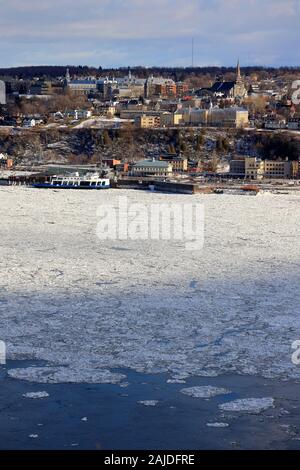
[0, 0, 299, 66]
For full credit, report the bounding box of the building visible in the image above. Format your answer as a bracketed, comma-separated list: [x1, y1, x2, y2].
[230, 156, 264, 179]
[67, 79, 98, 95]
[181, 107, 248, 128]
[198, 60, 248, 101]
[115, 162, 129, 173]
[188, 160, 202, 173]
[0, 153, 13, 168]
[64, 109, 92, 120]
[263, 160, 293, 179]
[102, 158, 121, 168]
[76, 109, 92, 120]
[229, 157, 246, 177]
[116, 71, 145, 87]
[114, 72, 146, 98]
[145, 76, 177, 98]
[264, 117, 286, 130]
[160, 112, 184, 126]
[135, 114, 161, 128]
[245, 157, 264, 180]
[230, 156, 295, 179]
[292, 161, 299, 178]
[30, 80, 53, 95]
[97, 77, 118, 99]
[188, 108, 208, 125]
[287, 118, 300, 130]
[23, 118, 37, 127]
[181, 98, 202, 108]
[0, 80, 6, 105]
[29, 79, 64, 96]
[131, 159, 173, 176]
[6, 158, 13, 168]
[159, 156, 188, 172]
[209, 108, 249, 128]
[120, 109, 152, 119]
[176, 81, 189, 97]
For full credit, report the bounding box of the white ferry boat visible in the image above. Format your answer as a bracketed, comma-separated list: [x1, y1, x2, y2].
[33, 172, 110, 190]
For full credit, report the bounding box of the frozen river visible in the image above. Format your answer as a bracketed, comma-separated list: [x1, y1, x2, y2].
[1, 186, 300, 449]
[0, 186, 300, 383]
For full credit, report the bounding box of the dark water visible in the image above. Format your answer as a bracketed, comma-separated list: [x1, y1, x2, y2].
[1, 360, 300, 450]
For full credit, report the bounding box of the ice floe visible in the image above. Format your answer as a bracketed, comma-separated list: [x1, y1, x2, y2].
[180, 386, 230, 398]
[219, 397, 275, 414]
[138, 400, 159, 406]
[206, 422, 229, 428]
[8, 367, 125, 384]
[23, 391, 49, 399]
[167, 379, 186, 384]
[119, 382, 130, 388]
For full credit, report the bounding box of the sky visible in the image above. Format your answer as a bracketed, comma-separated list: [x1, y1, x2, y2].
[0, 0, 299, 68]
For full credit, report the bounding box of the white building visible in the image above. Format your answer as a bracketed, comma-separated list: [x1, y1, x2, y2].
[132, 159, 173, 176]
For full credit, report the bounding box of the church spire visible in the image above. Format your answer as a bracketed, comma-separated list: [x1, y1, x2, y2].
[236, 59, 241, 81]
[66, 68, 70, 83]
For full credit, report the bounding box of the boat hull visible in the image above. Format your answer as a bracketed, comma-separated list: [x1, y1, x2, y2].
[33, 183, 110, 190]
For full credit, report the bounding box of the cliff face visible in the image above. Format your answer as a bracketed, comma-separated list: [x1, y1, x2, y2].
[0, 126, 298, 166]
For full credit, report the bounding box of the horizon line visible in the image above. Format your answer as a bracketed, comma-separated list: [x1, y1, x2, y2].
[1, 64, 300, 70]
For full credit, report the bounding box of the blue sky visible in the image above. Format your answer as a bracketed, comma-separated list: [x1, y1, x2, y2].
[0, 0, 299, 68]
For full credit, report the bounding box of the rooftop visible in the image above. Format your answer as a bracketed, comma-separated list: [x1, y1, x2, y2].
[133, 159, 171, 169]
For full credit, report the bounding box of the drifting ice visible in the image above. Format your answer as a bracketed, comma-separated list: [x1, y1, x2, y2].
[180, 386, 230, 399]
[1, 188, 300, 383]
[219, 397, 275, 414]
[23, 391, 49, 399]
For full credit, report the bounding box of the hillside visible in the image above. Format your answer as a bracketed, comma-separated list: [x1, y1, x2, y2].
[0, 126, 299, 167]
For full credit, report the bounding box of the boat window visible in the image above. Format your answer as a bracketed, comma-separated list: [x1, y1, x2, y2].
[102, 181, 106, 186]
